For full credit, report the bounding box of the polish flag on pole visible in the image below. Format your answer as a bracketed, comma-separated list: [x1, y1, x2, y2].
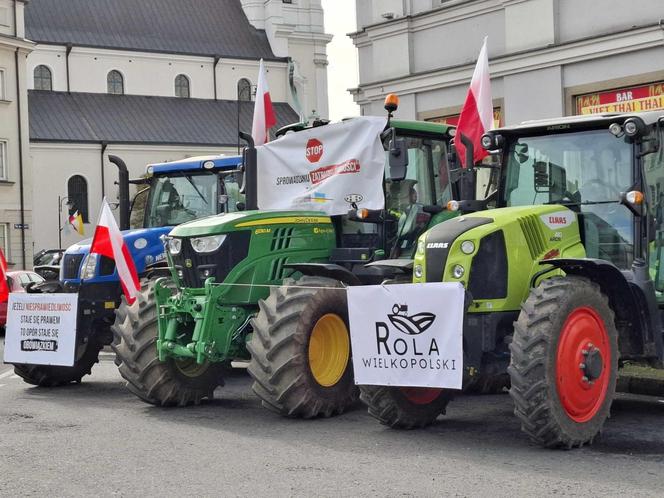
[251, 58, 277, 146]
[455, 36, 493, 168]
[89, 199, 140, 304]
[0, 248, 8, 302]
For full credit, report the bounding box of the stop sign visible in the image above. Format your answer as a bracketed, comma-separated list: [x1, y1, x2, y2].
[306, 138, 324, 163]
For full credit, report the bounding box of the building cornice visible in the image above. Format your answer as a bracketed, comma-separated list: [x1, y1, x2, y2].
[0, 33, 35, 51]
[353, 24, 664, 105]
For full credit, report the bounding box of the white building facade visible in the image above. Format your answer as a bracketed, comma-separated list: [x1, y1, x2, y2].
[23, 0, 331, 251]
[0, 0, 32, 269]
[351, 0, 664, 127]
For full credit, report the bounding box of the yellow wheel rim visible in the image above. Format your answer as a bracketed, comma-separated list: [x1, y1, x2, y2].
[308, 313, 350, 387]
[174, 358, 210, 378]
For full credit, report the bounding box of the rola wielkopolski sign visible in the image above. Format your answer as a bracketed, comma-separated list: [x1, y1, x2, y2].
[348, 283, 464, 389]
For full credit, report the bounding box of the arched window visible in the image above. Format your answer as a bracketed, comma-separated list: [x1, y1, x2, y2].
[67, 175, 89, 223]
[107, 70, 124, 95]
[237, 78, 252, 101]
[175, 74, 190, 98]
[34, 65, 52, 91]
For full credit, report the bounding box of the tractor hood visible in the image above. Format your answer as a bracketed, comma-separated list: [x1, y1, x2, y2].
[169, 210, 332, 238]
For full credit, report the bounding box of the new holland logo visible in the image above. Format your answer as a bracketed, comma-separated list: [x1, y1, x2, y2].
[387, 304, 436, 335]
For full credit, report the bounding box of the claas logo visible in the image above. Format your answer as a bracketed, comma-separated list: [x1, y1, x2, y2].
[306, 138, 323, 163]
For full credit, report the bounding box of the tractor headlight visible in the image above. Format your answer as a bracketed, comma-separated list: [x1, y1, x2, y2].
[190, 234, 226, 254]
[167, 238, 182, 255]
[417, 239, 425, 255]
[452, 264, 465, 279]
[80, 253, 99, 280]
[414, 264, 423, 279]
[460, 240, 475, 255]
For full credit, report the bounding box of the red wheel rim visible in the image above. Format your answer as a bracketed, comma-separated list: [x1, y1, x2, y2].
[400, 387, 442, 405]
[556, 306, 611, 423]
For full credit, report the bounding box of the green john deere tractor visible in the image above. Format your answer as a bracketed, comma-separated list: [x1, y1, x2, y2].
[112, 101, 467, 417]
[359, 110, 664, 448]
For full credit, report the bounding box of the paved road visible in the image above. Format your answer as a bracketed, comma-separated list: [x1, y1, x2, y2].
[1, 340, 663, 497]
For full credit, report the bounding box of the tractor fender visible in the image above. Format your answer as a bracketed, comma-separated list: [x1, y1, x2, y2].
[284, 263, 362, 287]
[542, 258, 657, 359]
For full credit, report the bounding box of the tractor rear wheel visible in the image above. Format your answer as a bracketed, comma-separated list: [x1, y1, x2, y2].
[247, 276, 358, 418]
[360, 385, 452, 429]
[112, 279, 225, 406]
[13, 338, 103, 387]
[508, 276, 618, 448]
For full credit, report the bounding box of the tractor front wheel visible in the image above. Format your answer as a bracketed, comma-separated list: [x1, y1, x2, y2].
[247, 276, 358, 418]
[508, 276, 618, 448]
[13, 338, 102, 387]
[360, 385, 452, 429]
[112, 279, 225, 406]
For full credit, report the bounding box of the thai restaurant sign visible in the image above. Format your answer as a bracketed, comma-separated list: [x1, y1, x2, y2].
[576, 82, 664, 115]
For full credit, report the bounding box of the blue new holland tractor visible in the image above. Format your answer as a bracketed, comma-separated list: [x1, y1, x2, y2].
[12, 154, 243, 386]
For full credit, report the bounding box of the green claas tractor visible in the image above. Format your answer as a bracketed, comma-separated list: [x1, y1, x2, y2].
[112, 101, 468, 417]
[359, 110, 664, 448]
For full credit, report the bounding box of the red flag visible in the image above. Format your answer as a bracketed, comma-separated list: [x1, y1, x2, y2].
[251, 59, 277, 146]
[456, 37, 493, 168]
[0, 248, 8, 302]
[89, 199, 140, 304]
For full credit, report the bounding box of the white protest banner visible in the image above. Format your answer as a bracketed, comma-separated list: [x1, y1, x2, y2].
[348, 282, 464, 389]
[3, 293, 78, 367]
[256, 116, 387, 215]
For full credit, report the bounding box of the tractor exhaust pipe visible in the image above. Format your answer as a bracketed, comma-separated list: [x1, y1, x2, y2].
[108, 155, 130, 230]
[239, 131, 258, 211]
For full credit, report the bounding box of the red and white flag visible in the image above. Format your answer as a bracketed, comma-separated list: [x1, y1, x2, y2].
[251, 58, 277, 146]
[0, 248, 8, 302]
[89, 199, 140, 304]
[455, 37, 493, 168]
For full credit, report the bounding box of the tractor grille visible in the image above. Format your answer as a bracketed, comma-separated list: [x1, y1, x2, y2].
[468, 230, 508, 300]
[172, 231, 251, 288]
[62, 253, 84, 279]
[518, 214, 547, 259]
[271, 227, 294, 251]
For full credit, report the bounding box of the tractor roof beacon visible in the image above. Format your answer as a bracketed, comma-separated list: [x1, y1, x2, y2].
[112, 96, 478, 418]
[11, 154, 243, 387]
[360, 110, 664, 448]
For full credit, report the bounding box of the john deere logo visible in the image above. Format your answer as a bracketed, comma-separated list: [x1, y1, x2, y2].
[185, 259, 193, 268]
[388, 304, 436, 335]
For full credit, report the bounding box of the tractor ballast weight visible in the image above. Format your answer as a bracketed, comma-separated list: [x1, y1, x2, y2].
[359, 110, 664, 448]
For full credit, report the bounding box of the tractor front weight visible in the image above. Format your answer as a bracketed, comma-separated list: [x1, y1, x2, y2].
[155, 277, 250, 365]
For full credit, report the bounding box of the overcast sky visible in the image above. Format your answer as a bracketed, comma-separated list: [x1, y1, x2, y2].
[322, 0, 360, 121]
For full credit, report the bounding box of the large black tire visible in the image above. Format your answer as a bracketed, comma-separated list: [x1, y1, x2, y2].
[13, 339, 103, 387]
[508, 276, 618, 448]
[247, 276, 358, 418]
[360, 385, 452, 429]
[111, 279, 225, 407]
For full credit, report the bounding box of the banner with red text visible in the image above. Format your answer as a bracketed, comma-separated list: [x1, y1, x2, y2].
[256, 116, 387, 215]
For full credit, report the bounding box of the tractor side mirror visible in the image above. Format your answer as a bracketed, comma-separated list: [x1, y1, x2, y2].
[388, 137, 408, 181]
[514, 143, 529, 164]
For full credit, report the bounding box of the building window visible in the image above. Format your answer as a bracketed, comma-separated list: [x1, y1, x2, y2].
[238, 78, 252, 101]
[34, 65, 53, 91]
[0, 223, 8, 261]
[0, 140, 6, 180]
[0, 69, 5, 100]
[107, 70, 124, 95]
[175, 74, 190, 98]
[67, 175, 89, 223]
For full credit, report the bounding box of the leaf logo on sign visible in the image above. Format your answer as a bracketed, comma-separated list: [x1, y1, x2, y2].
[387, 304, 436, 335]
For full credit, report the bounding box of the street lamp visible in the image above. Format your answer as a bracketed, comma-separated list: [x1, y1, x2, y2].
[58, 195, 74, 249]
[236, 79, 257, 154]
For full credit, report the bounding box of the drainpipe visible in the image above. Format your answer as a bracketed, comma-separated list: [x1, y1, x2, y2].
[65, 43, 73, 93]
[100, 142, 108, 199]
[213, 55, 221, 100]
[15, 48, 26, 269]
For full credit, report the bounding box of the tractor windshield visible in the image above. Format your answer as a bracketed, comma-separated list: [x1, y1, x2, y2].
[502, 129, 634, 268]
[145, 173, 218, 228]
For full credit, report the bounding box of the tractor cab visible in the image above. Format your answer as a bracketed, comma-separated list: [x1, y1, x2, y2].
[482, 112, 664, 302]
